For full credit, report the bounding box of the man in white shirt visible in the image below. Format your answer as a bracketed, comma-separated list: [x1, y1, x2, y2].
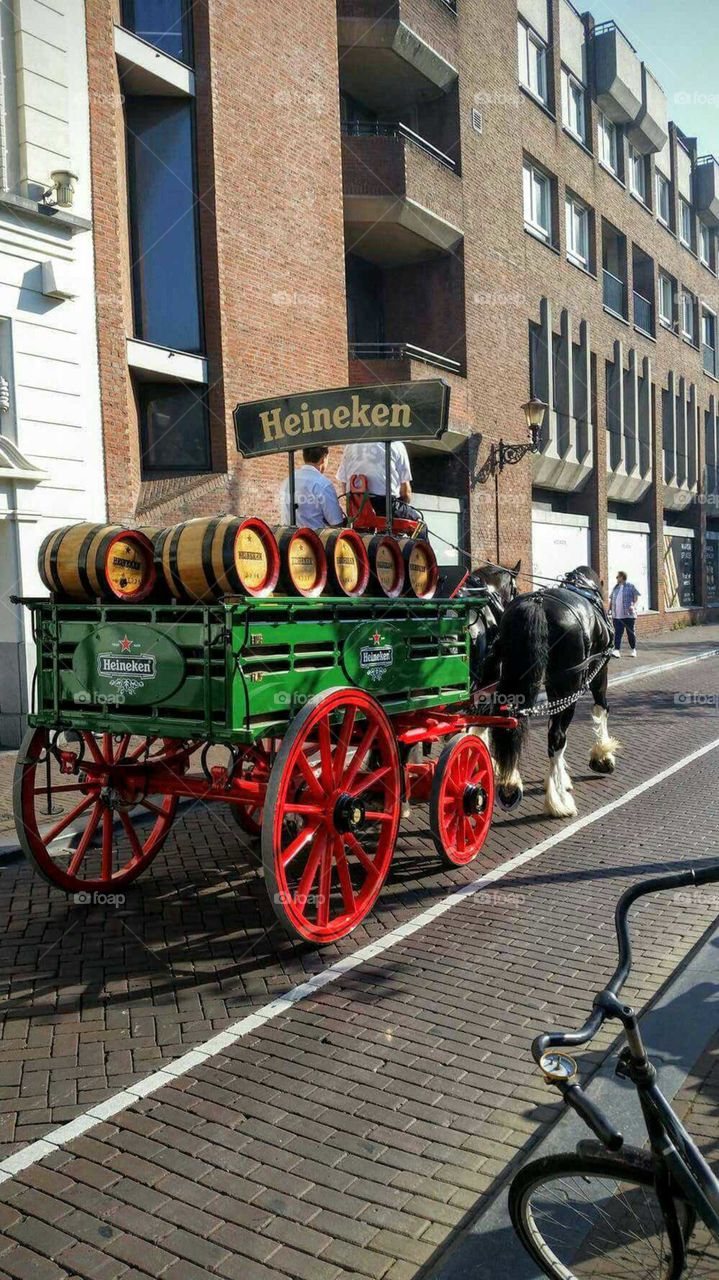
[279, 446, 344, 530]
[336, 441, 421, 523]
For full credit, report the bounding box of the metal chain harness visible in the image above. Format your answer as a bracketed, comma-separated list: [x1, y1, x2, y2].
[506, 649, 614, 720]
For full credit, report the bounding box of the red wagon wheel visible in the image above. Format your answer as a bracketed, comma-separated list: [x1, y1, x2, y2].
[430, 732, 494, 866]
[262, 687, 401, 944]
[13, 728, 180, 894]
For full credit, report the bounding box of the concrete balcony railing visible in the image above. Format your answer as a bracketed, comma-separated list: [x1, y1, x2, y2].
[342, 127, 463, 264]
[337, 0, 458, 112]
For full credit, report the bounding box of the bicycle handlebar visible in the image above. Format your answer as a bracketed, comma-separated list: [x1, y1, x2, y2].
[533, 862, 719, 1063]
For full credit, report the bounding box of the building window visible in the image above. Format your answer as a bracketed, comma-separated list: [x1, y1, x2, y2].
[561, 69, 585, 143]
[656, 171, 671, 226]
[523, 160, 551, 241]
[121, 0, 193, 63]
[682, 292, 697, 344]
[598, 112, 619, 175]
[139, 382, 211, 474]
[126, 98, 204, 354]
[565, 194, 589, 267]
[700, 222, 715, 270]
[679, 196, 693, 247]
[518, 20, 548, 105]
[628, 147, 647, 203]
[703, 309, 717, 376]
[659, 273, 676, 329]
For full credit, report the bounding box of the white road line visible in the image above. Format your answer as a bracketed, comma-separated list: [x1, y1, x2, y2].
[2, 731, 719, 1186]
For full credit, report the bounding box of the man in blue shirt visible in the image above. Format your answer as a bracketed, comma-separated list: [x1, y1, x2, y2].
[280, 446, 345, 530]
[610, 571, 640, 658]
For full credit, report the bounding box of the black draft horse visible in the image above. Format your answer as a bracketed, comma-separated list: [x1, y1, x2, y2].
[489, 566, 619, 818]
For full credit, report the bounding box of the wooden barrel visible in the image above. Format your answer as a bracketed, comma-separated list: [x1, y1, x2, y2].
[360, 534, 404, 599]
[319, 529, 370, 597]
[38, 523, 156, 602]
[274, 526, 327, 597]
[147, 516, 280, 602]
[400, 538, 438, 600]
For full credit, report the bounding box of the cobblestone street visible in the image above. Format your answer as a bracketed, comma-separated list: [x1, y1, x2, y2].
[0, 625, 717, 1277]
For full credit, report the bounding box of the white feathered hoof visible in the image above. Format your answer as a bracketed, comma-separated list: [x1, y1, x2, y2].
[497, 784, 523, 811]
[589, 736, 620, 775]
[543, 786, 578, 819]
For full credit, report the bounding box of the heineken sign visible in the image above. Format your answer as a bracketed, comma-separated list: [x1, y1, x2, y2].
[233, 380, 450, 458]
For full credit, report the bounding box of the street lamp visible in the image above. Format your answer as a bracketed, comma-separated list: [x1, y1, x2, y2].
[475, 397, 548, 561]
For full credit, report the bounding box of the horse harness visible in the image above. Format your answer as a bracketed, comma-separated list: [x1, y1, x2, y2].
[509, 579, 614, 720]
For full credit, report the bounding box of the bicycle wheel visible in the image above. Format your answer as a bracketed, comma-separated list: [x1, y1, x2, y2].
[509, 1148, 718, 1278]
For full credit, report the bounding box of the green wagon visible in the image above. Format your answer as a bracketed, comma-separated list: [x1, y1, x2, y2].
[13, 383, 515, 944]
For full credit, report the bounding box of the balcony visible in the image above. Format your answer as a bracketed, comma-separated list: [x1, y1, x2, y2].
[696, 156, 719, 228]
[627, 63, 668, 156]
[342, 123, 463, 265]
[593, 21, 642, 125]
[348, 343, 469, 431]
[633, 291, 653, 336]
[603, 268, 625, 318]
[337, 0, 458, 113]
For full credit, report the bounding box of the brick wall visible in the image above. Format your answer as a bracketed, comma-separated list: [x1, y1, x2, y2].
[87, 0, 348, 528]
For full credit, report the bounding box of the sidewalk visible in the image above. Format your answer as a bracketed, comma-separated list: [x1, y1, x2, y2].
[427, 915, 719, 1279]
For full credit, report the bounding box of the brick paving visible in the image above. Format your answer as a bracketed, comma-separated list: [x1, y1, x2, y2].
[0, 627, 718, 1276]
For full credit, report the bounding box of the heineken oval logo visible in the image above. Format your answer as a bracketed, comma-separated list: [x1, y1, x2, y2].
[71, 625, 186, 706]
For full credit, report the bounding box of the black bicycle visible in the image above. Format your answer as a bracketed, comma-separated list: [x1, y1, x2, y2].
[509, 864, 719, 1278]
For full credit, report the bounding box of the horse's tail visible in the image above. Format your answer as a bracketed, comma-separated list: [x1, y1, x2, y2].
[491, 595, 549, 785]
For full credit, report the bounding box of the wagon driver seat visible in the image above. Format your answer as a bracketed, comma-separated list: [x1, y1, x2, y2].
[345, 474, 425, 539]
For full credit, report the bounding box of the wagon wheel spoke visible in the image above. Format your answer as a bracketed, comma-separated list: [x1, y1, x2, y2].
[281, 822, 320, 870]
[83, 734, 106, 766]
[333, 836, 356, 915]
[67, 802, 103, 876]
[334, 707, 357, 784]
[138, 798, 167, 818]
[342, 723, 378, 791]
[317, 839, 333, 929]
[364, 809, 395, 824]
[344, 831, 380, 884]
[294, 831, 325, 904]
[347, 764, 391, 798]
[295, 750, 325, 800]
[45, 792, 97, 845]
[101, 810, 113, 880]
[114, 734, 132, 761]
[317, 718, 334, 790]
[119, 810, 144, 864]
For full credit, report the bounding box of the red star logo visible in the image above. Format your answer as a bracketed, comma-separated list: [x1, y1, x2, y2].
[119, 635, 133, 652]
[372, 632, 382, 645]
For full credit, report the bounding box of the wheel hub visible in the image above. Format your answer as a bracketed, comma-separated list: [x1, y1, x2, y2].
[463, 784, 487, 817]
[333, 793, 367, 834]
[99, 785, 131, 813]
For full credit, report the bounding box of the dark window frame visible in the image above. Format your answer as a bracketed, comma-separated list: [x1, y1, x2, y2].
[138, 379, 212, 477]
[121, 0, 194, 65]
[125, 95, 205, 356]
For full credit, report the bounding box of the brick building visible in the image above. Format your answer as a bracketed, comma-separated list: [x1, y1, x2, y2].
[88, 0, 719, 629]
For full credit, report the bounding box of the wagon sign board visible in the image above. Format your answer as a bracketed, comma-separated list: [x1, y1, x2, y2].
[342, 621, 410, 693]
[233, 380, 450, 457]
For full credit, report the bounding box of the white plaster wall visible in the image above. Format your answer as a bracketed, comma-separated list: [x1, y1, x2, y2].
[0, 0, 105, 745]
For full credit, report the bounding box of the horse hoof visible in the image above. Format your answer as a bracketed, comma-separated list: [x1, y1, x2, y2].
[498, 786, 523, 812]
[589, 757, 615, 775]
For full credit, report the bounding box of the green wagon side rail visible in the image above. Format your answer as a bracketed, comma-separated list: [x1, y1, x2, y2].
[22, 595, 474, 745]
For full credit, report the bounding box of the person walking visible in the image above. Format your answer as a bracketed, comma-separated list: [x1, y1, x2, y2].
[610, 571, 640, 657]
